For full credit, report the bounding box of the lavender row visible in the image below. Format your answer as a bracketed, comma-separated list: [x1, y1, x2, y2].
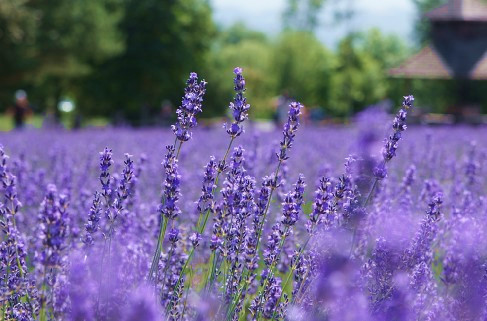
[1, 69, 487, 321]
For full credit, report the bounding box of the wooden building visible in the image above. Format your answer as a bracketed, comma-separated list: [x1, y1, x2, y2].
[390, 0, 487, 119]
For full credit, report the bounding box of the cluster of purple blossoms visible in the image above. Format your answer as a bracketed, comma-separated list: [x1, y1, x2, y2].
[196, 156, 217, 214]
[99, 147, 113, 202]
[0, 147, 36, 320]
[159, 145, 181, 220]
[83, 192, 101, 246]
[307, 177, 334, 232]
[172, 72, 207, 142]
[225, 67, 251, 137]
[9, 71, 487, 321]
[277, 102, 303, 162]
[37, 184, 69, 269]
[374, 95, 414, 179]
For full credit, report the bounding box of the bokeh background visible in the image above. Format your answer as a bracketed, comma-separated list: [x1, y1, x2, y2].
[1, 0, 485, 129]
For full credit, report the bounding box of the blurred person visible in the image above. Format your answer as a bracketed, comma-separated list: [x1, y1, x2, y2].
[159, 99, 173, 126]
[9, 90, 32, 129]
[42, 107, 59, 129]
[273, 90, 293, 127]
[275, 90, 291, 126]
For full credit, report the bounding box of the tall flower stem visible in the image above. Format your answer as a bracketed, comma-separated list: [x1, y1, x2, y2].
[227, 102, 302, 319]
[198, 137, 235, 234]
[149, 217, 168, 282]
[349, 177, 379, 258]
[232, 225, 290, 321]
[149, 72, 207, 282]
[166, 136, 236, 312]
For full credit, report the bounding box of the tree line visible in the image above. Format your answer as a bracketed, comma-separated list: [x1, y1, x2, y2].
[0, 0, 472, 125]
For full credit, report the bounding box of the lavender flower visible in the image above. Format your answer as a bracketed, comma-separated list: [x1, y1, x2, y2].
[159, 145, 181, 220]
[307, 177, 334, 232]
[225, 67, 250, 137]
[99, 147, 113, 202]
[37, 184, 68, 269]
[83, 192, 101, 246]
[172, 72, 207, 142]
[196, 156, 217, 214]
[277, 102, 303, 162]
[374, 95, 414, 179]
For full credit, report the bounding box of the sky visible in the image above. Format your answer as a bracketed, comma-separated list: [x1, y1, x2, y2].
[211, 0, 417, 48]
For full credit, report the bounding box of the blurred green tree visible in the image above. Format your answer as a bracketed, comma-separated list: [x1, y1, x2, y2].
[26, 0, 124, 116]
[330, 30, 408, 116]
[272, 31, 335, 112]
[81, 0, 215, 124]
[0, 0, 36, 109]
[411, 0, 446, 45]
[282, 0, 327, 32]
[204, 24, 276, 118]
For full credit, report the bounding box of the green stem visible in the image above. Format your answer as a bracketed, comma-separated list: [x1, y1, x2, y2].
[149, 217, 168, 281]
[197, 137, 235, 234]
[254, 160, 282, 253]
[226, 160, 284, 320]
[178, 136, 236, 293]
[39, 267, 47, 321]
[148, 137, 180, 282]
[254, 226, 289, 320]
[349, 178, 379, 258]
[205, 251, 217, 290]
[176, 140, 184, 159]
[166, 246, 195, 313]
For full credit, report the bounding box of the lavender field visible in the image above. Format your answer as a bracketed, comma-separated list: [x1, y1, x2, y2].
[2, 71, 487, 321]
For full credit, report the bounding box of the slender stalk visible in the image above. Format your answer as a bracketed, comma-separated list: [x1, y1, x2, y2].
[149, 217, 168, 282]
[159, 242, 176, 295]
[148, 137, 178, 282]
[205, 251, 216, 290]
[254, 161, 282, 252]
[349, 178, 379, 258]
[364, 178, 379, 208]
[169, 136, 236, 303]
[293, 267, 311, 305]
[176, 140, 184, 159]
[197, 137, 235, 235]
[270, 194, 341, 315]
[226, 160, 284, 320]
[181, 267, 193, 320]
[1, 302, 6, 321]
[39, 266, 48, 321]
[165, 247, 195, 313]
[253, 226, 289, 321]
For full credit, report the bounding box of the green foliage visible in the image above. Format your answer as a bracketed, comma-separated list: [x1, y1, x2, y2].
[204, 37, 277, 118]
[0, 1, 411, 122]
[329, 30, 411, 116]
[205, 26, 407, 119]
[0, 0, 36, 108]
[411, 0, 446, 46]
[357, 29, 411, 70]
[80, 0, 215, 123]
[27, 0, 124, 111]
[282, 0, 327, 32]
[272, 31, 334, 110]
[329, 35, 384, 115]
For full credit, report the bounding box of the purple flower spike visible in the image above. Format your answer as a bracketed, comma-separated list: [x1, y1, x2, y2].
[225, 67, 251, 138]
[172, 72, 207, 142]
[277, 102, 303, 162]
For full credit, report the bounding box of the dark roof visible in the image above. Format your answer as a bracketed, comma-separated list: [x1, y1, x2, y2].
[470, 51, 487, 79]
[389, 46, 452, 79]
[425, 0, 487, 21]
[389, 45, 487, 80]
